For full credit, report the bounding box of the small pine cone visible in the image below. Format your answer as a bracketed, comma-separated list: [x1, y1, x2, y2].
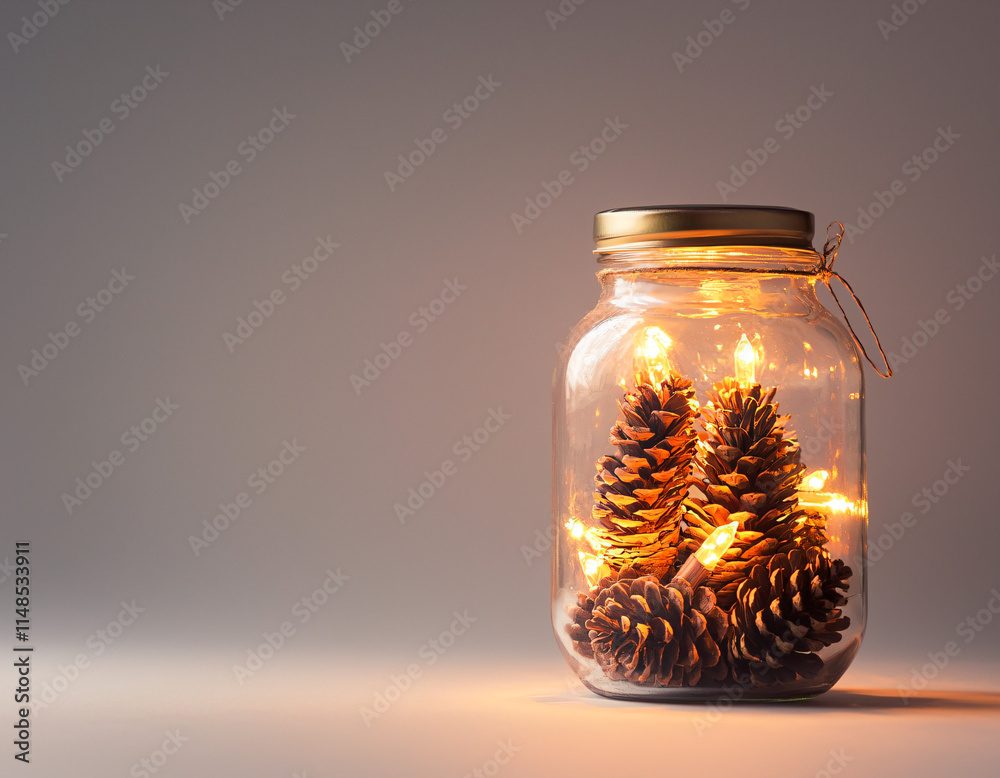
[586, 576, 730, 687]
[564, 567, 642, 659]
[728, 547, 852, 687]
[677, 502, 827, 610]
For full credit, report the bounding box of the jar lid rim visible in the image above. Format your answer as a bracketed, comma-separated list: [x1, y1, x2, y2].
[594, 205, 815, 252]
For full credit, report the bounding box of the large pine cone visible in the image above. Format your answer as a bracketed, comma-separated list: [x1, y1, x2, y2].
[592, 373, 698, 578]
[693, 378, 804, 533]
[728, 547, 852, 686]
[679, 378, 827, 606]
[586, 576, 729, 687]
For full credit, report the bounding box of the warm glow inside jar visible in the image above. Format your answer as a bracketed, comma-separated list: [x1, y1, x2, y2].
[552, 205, 867, 701]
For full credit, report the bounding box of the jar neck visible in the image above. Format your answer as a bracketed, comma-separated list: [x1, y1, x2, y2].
[597, 260, 821, 316]
[595, 245, 823, 275]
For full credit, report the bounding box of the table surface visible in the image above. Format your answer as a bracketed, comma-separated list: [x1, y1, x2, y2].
[24, 651, 1000, 777]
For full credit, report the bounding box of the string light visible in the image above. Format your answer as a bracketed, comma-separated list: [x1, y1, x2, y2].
[797, 492, 861, 515]
[578, 551, 611, 588]
[734, 333, 756, 388]
[804, 470, 830, 491]
[635, 326, 673, 387]
[673, 521, 738, 589]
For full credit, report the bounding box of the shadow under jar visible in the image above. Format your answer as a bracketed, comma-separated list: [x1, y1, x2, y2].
[552, 205, 867, 701]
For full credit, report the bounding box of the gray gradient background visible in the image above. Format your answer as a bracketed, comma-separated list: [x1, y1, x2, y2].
[2, 0, 999, 775]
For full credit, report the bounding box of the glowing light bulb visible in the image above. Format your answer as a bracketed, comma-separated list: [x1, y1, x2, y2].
[734, 333, 757, 388]
[674, 521, 739, 588]
[796, 491, 860, 515]
[635, 326, 673, 387]
[578, 552, 609, 587]
[825, 495, 853, 513]
[568, 520, 585, 539]
[805, 470, 829, 491]
[641, 326, 672, 357]
[693, 521, 739, 569]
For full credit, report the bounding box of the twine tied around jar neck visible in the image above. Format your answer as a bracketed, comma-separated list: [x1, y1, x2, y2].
[817, 222, 893, 378]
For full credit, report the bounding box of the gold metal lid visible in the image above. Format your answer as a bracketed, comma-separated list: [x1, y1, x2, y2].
[593, 205, 815, 253]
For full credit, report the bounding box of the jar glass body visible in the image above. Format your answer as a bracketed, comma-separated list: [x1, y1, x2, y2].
[552, 246, 866, 701]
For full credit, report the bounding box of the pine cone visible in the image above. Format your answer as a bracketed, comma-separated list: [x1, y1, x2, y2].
[677, 502, 828, 610]
[728, 547, 852, 687]
[564, 567, 642, 659]
[592, 373, 698, 578]
[693, 378, 804, 533]
[587, 576, 730, 687]
[679, 379, 828, 605]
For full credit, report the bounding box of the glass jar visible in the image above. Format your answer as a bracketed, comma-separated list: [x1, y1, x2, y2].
[552, 205, 868, 701]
